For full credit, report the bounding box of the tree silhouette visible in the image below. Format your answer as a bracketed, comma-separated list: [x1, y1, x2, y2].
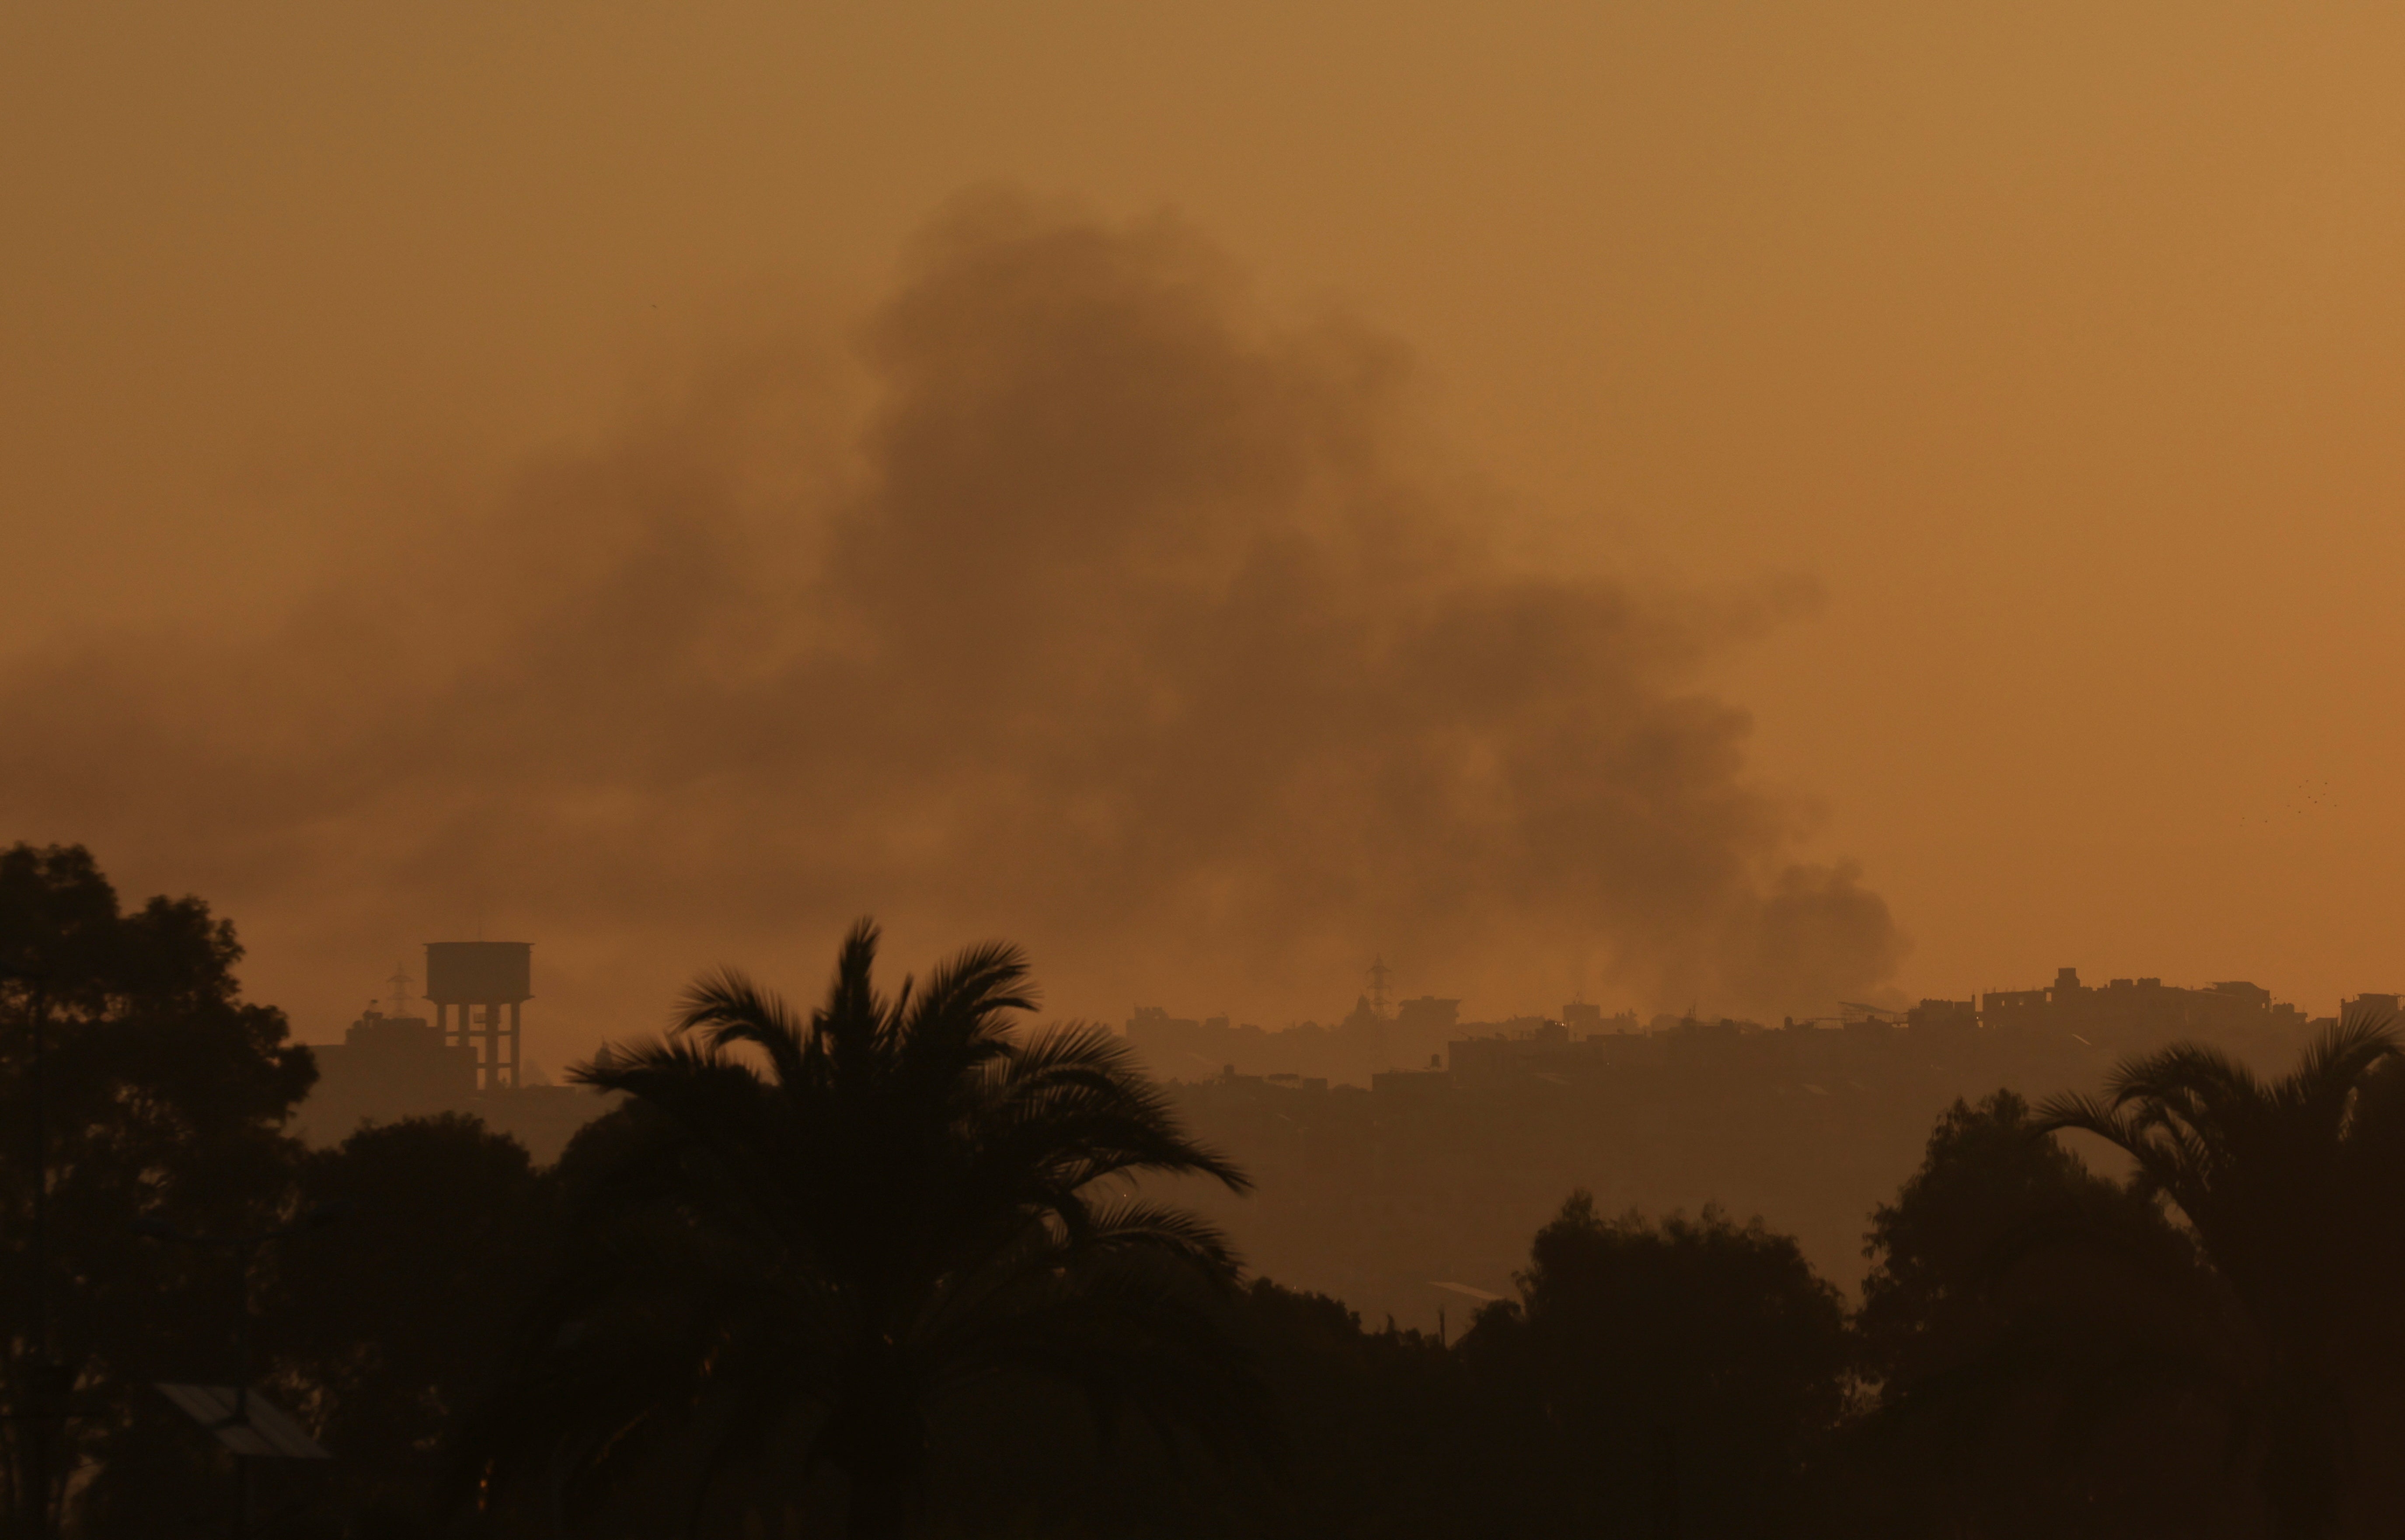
[1858, 1091, 2174, 1394]
[1457, 1193, 1851, 1539]
[1850, 1091, 2236, 1538]
[266, 1113, 558, 1535]
[468, 920, 1262, 1539]
[0, 844, 315, 1540]
[2038, 1012, 2403, 1540]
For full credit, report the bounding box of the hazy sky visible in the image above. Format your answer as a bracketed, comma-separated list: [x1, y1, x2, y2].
[7, 3, 2402, 1063]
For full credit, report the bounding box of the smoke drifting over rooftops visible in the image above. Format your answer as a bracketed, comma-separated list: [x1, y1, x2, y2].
[0, 194, 1903, 1044]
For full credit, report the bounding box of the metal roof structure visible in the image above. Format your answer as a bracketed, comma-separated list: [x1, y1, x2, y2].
[155, 1384, 330, 1460]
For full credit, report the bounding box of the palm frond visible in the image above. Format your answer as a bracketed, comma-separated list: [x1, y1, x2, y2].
[1070, 1199, 1244, 1279]
[500, 920, 1268, 1529]
[2289, 1013, 2399, 1130]
[2032, 1090, 2134, 1148]
[906, 939, 1037, 1040]
[570, 1038, 771, 1130]
[991, 1024, 1252, 1192]
[818, 916, 889, 1075]
[675, 967, 812, 1089]
[1976, 1019, 2405, 1537]
[2108, 1042, 2261, 1114]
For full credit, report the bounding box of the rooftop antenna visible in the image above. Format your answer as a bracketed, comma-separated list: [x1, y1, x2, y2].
[1368, 954, 1392, 1018]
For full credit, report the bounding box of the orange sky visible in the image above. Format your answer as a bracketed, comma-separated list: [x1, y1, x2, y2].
[7, 3, 2402, 1063]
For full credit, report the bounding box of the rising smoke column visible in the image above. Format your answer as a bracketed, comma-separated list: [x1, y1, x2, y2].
[0, 192, 1904, 1038]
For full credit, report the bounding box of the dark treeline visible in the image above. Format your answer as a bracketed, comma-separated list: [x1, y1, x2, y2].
[7, 844, 2405, 1539]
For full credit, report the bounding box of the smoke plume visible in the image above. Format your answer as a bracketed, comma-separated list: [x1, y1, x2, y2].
[0, 193, 1904, 1048]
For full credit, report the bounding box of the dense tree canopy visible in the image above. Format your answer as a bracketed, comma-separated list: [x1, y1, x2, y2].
[268, 1115, 560, 1535]
[2039, 1017, 2405, 1540]
[14, 845, 2402, 1540]
[0, 843, 315, 1539]
[1849, 1090, 2245, 1538]
[1458, 1193, 1852, 1539]
[1858, 1089, 2192, 1391]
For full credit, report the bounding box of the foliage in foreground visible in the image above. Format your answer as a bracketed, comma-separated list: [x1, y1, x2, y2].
[11, 844, 2405, 1538]
[2035, 1018, 2405, 1540]
[464, 921, 1262, 1540]
[0, 843, 315, 1540]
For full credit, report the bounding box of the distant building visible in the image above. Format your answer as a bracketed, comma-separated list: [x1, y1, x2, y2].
[1122, 990, 1466, 1087]
[425, 940, 534, 1090]
[1907, 998, 1977, 1034]
[1446, 1006, 1651, 1088]
[1979, 967, 2309, 1055]
[1394, 996, 1461, 1035]
[1371, 1059, 1452, 1098]
[1262, 1071, 1331, 1092]
[303, 1005, 478, 1129]
[296, 966, 612, 1164]
[1124, 1007, 1272, 1079]
[1120, 961, 2340, 1100]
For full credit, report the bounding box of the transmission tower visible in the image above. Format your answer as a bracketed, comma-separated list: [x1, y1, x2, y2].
[384, 963, 415, 1017]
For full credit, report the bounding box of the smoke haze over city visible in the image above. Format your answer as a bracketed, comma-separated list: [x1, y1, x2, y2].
[4, 193, 1911, 1051]
[17, 10, 2405, 1537]
[13, 6, 2405, 1065]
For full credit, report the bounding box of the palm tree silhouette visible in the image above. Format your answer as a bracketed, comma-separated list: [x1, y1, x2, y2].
[2038, 1010, 2402, 1540]
[471, 920, 1260, 1538]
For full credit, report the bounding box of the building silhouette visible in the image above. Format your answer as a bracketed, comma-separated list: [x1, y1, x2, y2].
[1124, 963, 2352, 1327]
[302, 993, 477, 1133]
[1978, 966, 2310, 1055]
[295, 947, 610, 1163]
[425, 940, 533, 1091]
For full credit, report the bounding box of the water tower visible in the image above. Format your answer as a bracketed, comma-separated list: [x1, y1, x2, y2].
[424, 941, 532, 1091]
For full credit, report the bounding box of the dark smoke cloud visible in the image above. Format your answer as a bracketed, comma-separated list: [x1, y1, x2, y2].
[0, 193, 1905, 1046]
